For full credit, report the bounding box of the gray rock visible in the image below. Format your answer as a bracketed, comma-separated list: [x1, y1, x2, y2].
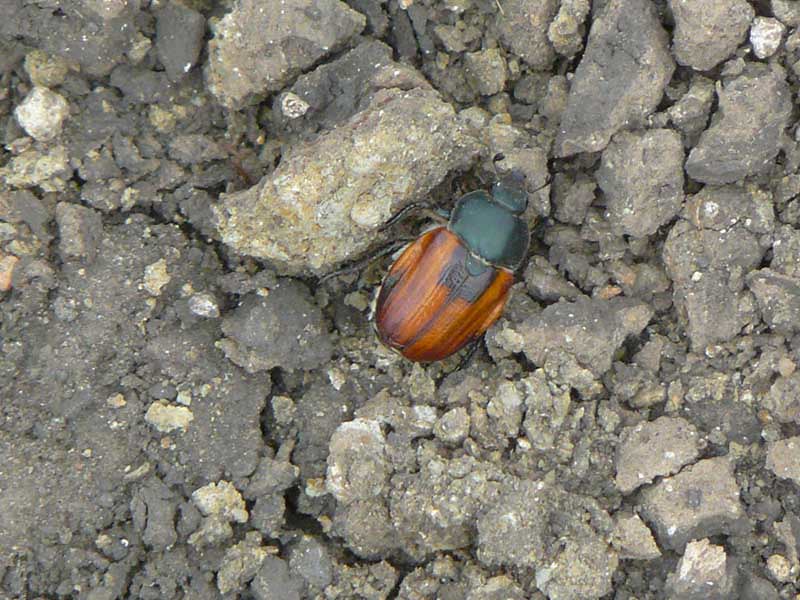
[244, 456, 299, 499]
[516, 296, 653, 377]
[326, 419, 390, 505]
[609, 362, 666, 409]
[669, 0, 753, 71]
[206, 0, 365, 109]
[155, 1, 206, 82]
[390, 456, 504, 560]
[325, 561, 398, 598]
[663, 186, 773, 350]
[597, 129, 684, 237]
[0, 1, 139, 77]
[288, 536, 334, 593]
[250, 556, 302, 600]
[772, 225, 800, 278]
[167, 134, 226, 166]
[272, 40, 429, 135]
[130, 479, 178, 550]
[555, 0, 674, 156]
[109, 66, 175, 105]
[524, 255, 583, 302]
[741, 576, 781, 600]
[0, 190, 51, 243]
[466, 576, 526, 600]
[548, 0, 590, 57]
[761, 373, 800, 424]
[747, 269, 800, 335]
[521, 370, 572, 452]
[772, 0, 800, 26]
[217, 533, 269, 594]
[639, 457, 747, 552]
[615, 417, 702, 495]
[665, 539, 736, 600]
[433, 407, 471, 445]
[215, 87, 479, 275]
[250, 495, 286, 537]
[667, 76, 715, 139]
[55, 202, 103, 264]
[551, 171, 596, 226]
[611, 514, 661, 560]
[476, 480, 617, 599]
[766, 436, 800, 485]
[332, 498, 398, 559]
[464, 48, 507, 96]
[686, 66, 792, 185]
[220, 280, 332, 372]
[496, 0, 558, 70]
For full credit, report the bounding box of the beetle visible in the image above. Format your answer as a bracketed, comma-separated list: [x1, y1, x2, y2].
[373, 171, 533, 362]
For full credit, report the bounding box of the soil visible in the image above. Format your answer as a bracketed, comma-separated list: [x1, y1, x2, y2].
[1, 0, 799, 598]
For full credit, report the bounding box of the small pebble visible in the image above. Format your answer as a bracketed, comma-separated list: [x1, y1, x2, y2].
[767, 553, 792, 582]
[0, 254, 19, 291]
[14, 86, 70, 141]
[188, 292, 220, 318]
[750, 17, 786, 59]
[145, 400, 194, 432]
[280, 92, 310, 119]
[433, 407, 470, 445]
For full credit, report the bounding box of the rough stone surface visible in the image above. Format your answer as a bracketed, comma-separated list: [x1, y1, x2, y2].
[495, 0, 558, 70]
[55, 202, 103, 264]
[155, 1, 205, 82]
[615, 417, 702, 495]
[217, 534, 269, 594]
[763, 373, 800, 424]
[515, 296, 653, 378]
[766, 436, 800, 485]
[215, 87, 479, 275]
[14, 86, 70, 141]
[219, 280, 332, 372]
[750, 17, 786, 59]
[611, 514, 661, 560]
[548, 0, 590, 57]
[390, 456, 504, 560]
[326, 419, 390, 505]
[555, 0, 674, 156]
[669, 0, 754, 71]
[463, 48, 507, 96]
[686, 66, 792, 185]
[663, 186, 773, 350]
[772, 225, 800, 278]
[665, 539, 735, 600]
[250, 556, 302, 600]
[191, 481, 248, 523]
[476, 480, 617, 600]
[205, 0, 365, 108]
[433, 407, 471, 445]
[596, 129, 684, 237]
[639, 457, 747, 552]
[746, 269, 800, 335]
[144, 401, 194, 433]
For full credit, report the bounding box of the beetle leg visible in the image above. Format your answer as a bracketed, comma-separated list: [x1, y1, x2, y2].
[455, 339, 482, 370]
[319, 239, 413, 283]
[379, 203, 449, 231]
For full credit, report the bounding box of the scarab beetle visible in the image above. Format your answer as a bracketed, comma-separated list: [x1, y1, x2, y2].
[374, 172, 532, 362]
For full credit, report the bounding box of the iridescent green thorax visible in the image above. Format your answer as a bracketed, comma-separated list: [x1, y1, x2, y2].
[448, 184, 530, 271]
